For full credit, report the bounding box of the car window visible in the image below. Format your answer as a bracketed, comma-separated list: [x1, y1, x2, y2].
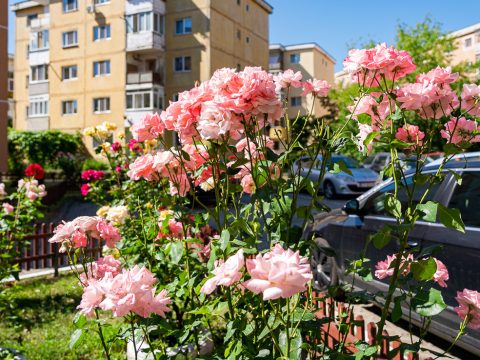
[448, 171, 480, 228]
[375, 155, 388, 167]
[363, 176, 441, 217]
[330, 156, 360, 169]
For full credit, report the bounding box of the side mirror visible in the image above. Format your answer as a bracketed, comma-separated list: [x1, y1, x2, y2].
[343, 199, 360, 214]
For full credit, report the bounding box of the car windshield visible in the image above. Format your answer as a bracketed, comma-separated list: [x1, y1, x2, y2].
[330, 156, 361, 169]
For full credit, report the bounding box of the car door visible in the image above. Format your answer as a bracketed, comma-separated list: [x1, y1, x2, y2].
[411, 169, 480, 353]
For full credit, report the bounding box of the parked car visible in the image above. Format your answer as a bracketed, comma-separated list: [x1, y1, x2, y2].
[426, 151, 480, 168]
[305, 160, 480, 355]
[363, 152, 431, 174]
[293, 155, 380, 199]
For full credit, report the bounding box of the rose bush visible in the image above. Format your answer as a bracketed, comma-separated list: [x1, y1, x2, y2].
[55, 50, 480, 359]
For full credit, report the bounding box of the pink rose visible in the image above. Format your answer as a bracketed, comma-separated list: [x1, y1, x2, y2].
[131, 113, 165, 142]
[201, 250, 244, 295]
[72, 230, 88, 248]
[127, 154, 157, 181]
[77, 279, 104, 317]
[301, 79, 331, 97]
[273, 69, 303, 91]
[440, 117, 480, 145]
[455, 289, 480, 329]
[242, 244, 312, 300]
[168, 219, 184, 239]
[374, 254, 413, 280]
[395, 124, 425, 149]
[461, 84, 480, 117]
[0, 183, 7, 197]
[2, 202, 14, 215]
[96, 219, 121, 248]
[433, 258, 449, 288]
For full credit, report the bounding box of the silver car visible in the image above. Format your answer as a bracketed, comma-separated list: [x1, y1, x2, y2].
[293, 155, 380, 199]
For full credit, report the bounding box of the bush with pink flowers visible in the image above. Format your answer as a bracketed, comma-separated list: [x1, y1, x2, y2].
[54, 53, 480, 359]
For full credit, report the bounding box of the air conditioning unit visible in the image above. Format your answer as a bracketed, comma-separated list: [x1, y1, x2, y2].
[86, 4, 95, 13]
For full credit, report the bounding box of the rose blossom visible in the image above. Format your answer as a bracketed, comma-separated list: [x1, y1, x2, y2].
[440, 117, 480, 145]
[461, 84, 480, 117]
[433, 258, 449, 288]
[131, 113, 165, 142]
[454, 289, 480, 329]
[24, 163, 45, 180]
[395, 124, 425, 149]
[201, 250, 244, 295]
[127, 154, 157, 181]
[80, 183, 90, 197]
[96, 219, 122, 248]
[18, 179, 47, 200]
[0, 183, 6, 197]
[374, 254, 414, 280]
[105, 205, 129, 225]
[242, 244, 312, 300]
[2, 202, 14, 215]
[301, 79, 331, 97]
[80, 255, 122, 284]
[273, 69, 303, 91]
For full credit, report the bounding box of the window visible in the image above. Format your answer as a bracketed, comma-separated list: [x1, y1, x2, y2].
[448, 171, 480, 227]
[363, 176, 441, 217]
[174, 56, 191, 72]
[30, 30, 49, 50]
[290, 97, 301, 107]
[26, 14, 38, 27]
[175, 17, 192, 35]
[153, 14, 164, 34]
[31, 65, 48, 82]
[246, 36, 250, 44]
[246, 4, 249, 11]
[27, 100, 49, 117]
[173, 93, 179, 102]
[237, 30, 241, 40]
[93, 60, 111, 76]
[465, 38, 472, 48]
[8, 78, 14, 92]
[62, 100, 78, 115]
[126, 12, 154, 33]
[93, 25, 110, 41]
[62, 65, 77, 80]
[290, 53, 300, 64]
[62, 31, 78, 48]
[126, 91, 152, 110]
[93, 97, 110, 113]
[237, 0, 240, 4]
[236, 63, 241, 72]
[63, 0, 78, 13]
[269, 54, 281, 65]
[94, 0, 109, 4]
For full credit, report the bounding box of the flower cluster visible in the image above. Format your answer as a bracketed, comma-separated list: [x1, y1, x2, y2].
[78, 265, 171, 318]
[18, 179, 47, 201]
[343, 43, 416, 86]
[440, 117, 480, 145]
[395, 124, 425, 149]
[461, 84, 480, 117]
[24, 163, 45, 180]
[83, 121, 118, 140]
[81, 169, 106, 181]
[49, 216, 121, 251]
[97, 205, 129, 225]
[201, 244, 312, 301]
[2, 202, 14, 215]
[80, 255, 121, 284]
[375, 255, 449, 288]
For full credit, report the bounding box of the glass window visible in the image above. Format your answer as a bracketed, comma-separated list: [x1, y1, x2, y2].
[465, 38, 472, 47]
[27, 14, 38, 27]
[30, 30, 49, 50]
[62, 31, 78, 47]
[448, 171, 480, 227]
[93, 60, 111, 76]
[174, 56, 191, 72]
[62, 100, 78, 115]
[93, 97, 110, 113]
[153, 14, 164, 34]
[31, 65, 48, 82]
[290, 97, 301, 107]
[126, 91, 154, 110]
[175, 17, 192, 35]
[27, 100, 49, 117]
[63, 0, 78, 13]
[290, 53, 300, 64]
[269, 54, 280, 64]
[62, 65, 77, 80]
[94, 0, 109, 4]
[93, 25, 110, 41]
[126, 12, 153, 33]
[363, 176, 441, 217]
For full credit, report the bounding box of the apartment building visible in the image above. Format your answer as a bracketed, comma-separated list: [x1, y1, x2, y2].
[0, 0, 8, 173]
[450, 22, 480, 77]
[11, 0, 272, 150]
[8, 54, 14, 124]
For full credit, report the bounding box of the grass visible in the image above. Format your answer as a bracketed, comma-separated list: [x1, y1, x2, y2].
[0, 274, 124, 360]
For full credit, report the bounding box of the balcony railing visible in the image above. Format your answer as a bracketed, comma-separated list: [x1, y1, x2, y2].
[126, 71, 162, 85]
[269, 62, 282, 71]
[30, 15, 50, 30]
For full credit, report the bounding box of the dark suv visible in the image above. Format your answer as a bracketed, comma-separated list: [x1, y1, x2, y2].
[306, 161, 480, 356]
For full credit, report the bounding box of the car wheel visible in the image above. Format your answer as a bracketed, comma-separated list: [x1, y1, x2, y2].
[311, 237, 340, 290]
[323, 181, 336, 199]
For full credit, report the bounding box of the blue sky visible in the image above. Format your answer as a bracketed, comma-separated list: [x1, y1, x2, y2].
[7, 0, 480, 71]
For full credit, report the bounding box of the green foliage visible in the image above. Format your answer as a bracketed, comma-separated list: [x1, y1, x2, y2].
[82, 158, 109, 171]
[7, 129, 87, 179]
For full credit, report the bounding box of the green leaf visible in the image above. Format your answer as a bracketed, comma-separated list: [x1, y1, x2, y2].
[438, 203, 465, 233]
[69, 329, 84, 349]
[219, 229, 230, 252]
[336, 160, 353, 176]
[73, 313, 87, 328]
[371, 226, 392, 249]
[278, 330, 302, 359]
[384, 193, 402, 218]
[416, 201, 438, 223]
[412, 288, 447, 317]
[411, 258, 437, 281]
[363, 131, 380, 148]
[169, 241, 184, 264]
[392, 295, 405, 322]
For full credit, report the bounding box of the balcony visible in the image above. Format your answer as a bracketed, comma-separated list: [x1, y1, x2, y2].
[127, 71, 162, 86]
[269, 62, 282, 71]
[127, 32, 164, 53]
[29, 48, 49, 66]
[29, 81, 49, 96]
[126, 0, 165, 16]
[26, 117, 49, 131]
[30, 14, 50, 30]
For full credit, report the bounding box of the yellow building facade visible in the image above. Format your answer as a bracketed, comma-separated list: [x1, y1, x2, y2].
[449, 23, 480, 78]
[11, 0, 272, 150]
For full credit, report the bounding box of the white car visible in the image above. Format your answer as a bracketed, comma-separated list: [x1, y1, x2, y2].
[293, 155, 380, 199]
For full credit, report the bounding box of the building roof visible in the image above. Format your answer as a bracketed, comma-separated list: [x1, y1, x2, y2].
[10, 0, 45, 12]
[449, 22, 480, 38]
[269, 42, 336, 63]
[254, 0, 273, 14]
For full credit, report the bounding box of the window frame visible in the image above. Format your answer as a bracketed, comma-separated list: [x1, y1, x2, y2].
[26, 13, 38, 27]
[465, 37, 472, 48]
[126, 90, 162, 111]
[62, 30, 78, 48]
[93, 24, 111, 41]
[93, 97, 111, 113]
[62, 65, 78, 81]
[290, 53, 300, 64]
[93, 60, 111, 77]
[94, 0, 110, 5]
[62, 100, 78, 115]
[445, 169, 480, 228]
[30, 64, 48, 82]
[63, 0, 78, 13]
[174, 56, 192, 72]
[30, 30, 49, 51]
[27, 99, 49, 118]
[175, 17, 192, 35]
[290, 96, 301, 107]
